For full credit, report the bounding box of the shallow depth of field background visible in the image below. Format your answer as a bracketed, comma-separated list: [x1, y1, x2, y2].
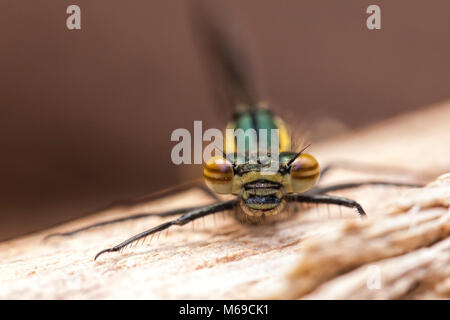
[1, 0, 450, 240]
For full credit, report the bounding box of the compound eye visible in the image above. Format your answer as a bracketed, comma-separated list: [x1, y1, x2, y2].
[203, 156, 234, 194]
[289, 153, 320, 193]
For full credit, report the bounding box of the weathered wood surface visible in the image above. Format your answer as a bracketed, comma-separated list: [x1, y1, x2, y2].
[1, 101, 449, 299]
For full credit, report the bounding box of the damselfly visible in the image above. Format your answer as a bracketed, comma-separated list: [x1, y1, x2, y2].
[46, 5, 422, 260]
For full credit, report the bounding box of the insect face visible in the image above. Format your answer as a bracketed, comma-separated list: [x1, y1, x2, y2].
[203, 152, 320, 218]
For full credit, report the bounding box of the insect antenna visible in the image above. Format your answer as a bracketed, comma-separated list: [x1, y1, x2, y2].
[286, 144, 312, 168]
[211, 143, 236, 168]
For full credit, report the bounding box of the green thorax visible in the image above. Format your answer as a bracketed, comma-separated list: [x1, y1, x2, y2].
[233, 108, 278, 153]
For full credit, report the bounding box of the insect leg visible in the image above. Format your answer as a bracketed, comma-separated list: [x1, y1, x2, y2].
[94, 199, 239, 260]
[43, 205, 209, 240]
[306, 180, 422, 196]
[286, 194, 366, 217]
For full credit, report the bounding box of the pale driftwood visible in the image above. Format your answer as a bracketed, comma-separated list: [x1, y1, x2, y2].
[0, 101, 449, 299]
[281, 174, 450, 299]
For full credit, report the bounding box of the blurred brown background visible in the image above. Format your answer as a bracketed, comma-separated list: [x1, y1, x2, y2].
[1, 0, 449, 241]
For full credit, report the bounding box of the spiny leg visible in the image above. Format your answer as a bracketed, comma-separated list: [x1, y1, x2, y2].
[286, 194, 366, 217]
[94, 199, 239, 260]
[306, 180, 423, 196]
[44, 180, 220, 240]
[44, 205, 207, 240]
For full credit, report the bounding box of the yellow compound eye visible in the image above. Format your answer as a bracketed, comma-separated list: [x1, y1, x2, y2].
[289, 153, 320, 193]
[203, 156, 234, 194]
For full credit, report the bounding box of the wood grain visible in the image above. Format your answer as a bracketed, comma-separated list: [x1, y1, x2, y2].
[1, 101, 449, 299]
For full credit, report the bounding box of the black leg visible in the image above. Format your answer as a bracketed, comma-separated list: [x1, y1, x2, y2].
[94, 199, 239, 260]
[306, 180, 423, 196]
[286, 194, 366, 217]
[43, 205, 208, 240]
